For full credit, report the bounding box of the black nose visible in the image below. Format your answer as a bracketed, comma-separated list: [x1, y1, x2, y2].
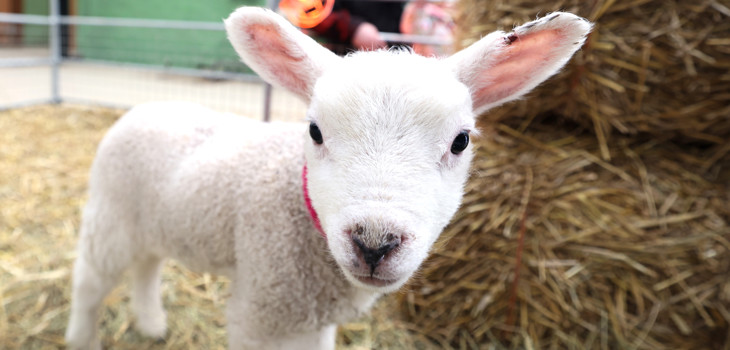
[353, 233, 400, 276]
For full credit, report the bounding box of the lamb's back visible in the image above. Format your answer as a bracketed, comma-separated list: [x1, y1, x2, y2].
[86, 102, 308, 274]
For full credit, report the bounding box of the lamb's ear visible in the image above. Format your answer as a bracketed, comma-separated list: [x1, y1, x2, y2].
[224, 7, 340, 102]
[446, 12, 592, 115]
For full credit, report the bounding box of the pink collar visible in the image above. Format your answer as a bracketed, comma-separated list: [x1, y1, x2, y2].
[302, 164, 326, 238]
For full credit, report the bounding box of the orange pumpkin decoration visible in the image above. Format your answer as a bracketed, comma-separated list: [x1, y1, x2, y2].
[278, 0, 335, 29]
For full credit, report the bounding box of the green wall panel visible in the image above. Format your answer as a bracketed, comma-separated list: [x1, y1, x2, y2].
[73, 0, 264, 71]
[22, 0, 49, 45]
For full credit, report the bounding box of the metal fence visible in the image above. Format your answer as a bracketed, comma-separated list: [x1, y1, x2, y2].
[0, 0, 452, 121]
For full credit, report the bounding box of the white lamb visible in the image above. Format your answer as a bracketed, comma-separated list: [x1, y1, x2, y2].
[65, 7, 591, 350]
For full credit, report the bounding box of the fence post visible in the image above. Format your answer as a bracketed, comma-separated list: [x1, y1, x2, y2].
[261, 0, 276, 122]
[263, 83, 272, 122]
[49, 0, 61, 104]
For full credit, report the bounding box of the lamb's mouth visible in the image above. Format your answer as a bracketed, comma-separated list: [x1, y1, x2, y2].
[352, 274, 398, 287]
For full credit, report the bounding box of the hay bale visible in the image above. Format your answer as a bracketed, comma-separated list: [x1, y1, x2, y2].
[455, 0, 730, 156]
[399, 123, 730, 348]
[420, 2, 730, 347]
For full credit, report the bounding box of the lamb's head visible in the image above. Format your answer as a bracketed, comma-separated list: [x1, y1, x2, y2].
[225, 7, 591, 292]
[301, 53, 476, 292]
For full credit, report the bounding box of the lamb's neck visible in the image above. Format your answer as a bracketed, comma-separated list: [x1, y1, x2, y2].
[295, 167, 383, 325]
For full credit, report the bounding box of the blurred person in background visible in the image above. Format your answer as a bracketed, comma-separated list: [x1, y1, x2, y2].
[278, 0, 454, 55]
[310, 1, 404, 52]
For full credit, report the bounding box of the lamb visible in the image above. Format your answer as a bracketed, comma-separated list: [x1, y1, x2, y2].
[65, 7, 591, 350]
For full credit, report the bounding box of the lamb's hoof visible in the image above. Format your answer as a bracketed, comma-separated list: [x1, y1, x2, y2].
[134, 311, 168, 339]
[66, 339, 102, 350]
[65, 327, 103, 350]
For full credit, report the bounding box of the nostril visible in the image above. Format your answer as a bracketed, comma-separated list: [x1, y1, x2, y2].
[354, 225, 364, 236]
[385, 232, 400, 244]
[353, 235, 400, 277]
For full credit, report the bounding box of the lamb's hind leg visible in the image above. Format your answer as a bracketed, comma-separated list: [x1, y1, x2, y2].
[130, 255, 167, 339]
[65, 245, 126, 350]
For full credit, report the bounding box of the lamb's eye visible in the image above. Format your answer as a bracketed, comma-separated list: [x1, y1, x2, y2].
[450, 131, 469, 154]
[309, 122, 323, 145]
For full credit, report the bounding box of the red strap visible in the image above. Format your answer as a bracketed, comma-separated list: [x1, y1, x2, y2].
[302, 164, 326, 237]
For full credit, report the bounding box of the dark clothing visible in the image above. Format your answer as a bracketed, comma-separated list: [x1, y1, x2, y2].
[338, 2, 403, 34]
[311, 1, 404, 52]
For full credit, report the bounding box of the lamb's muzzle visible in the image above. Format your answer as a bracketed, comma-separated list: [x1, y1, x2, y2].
[352, 226, 402, 278]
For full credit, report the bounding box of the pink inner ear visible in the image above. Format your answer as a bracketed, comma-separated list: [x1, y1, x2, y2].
[472, 29, 564, 109]
[245, 23, 311, 96]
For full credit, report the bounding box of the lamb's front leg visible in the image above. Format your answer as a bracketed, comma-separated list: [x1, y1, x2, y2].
[268, 325, 337, 350]
[227, 324, 337, 350]
[225, 292, 336, 350]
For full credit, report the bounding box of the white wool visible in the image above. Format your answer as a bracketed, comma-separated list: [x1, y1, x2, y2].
[66, 7, 591, 350]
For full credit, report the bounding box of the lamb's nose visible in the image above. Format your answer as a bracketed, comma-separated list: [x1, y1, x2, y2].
[353, 232, 401, 276]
